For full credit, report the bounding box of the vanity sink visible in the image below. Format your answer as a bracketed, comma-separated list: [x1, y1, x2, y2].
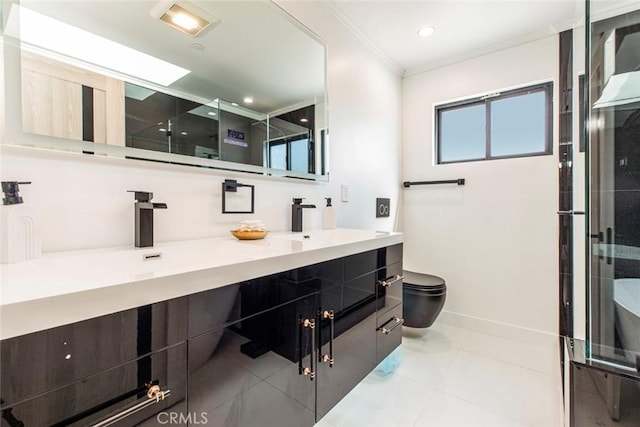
[1, 230, 398, 305]
[0, 228, 403, 339]
[0, 237, 267, 306]
[130, 237, 267, 271]
[81, 237, 264, 272]
[272, 228, 386, 244]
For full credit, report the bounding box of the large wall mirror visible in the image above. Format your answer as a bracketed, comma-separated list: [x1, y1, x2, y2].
[1, 0, 328, 181]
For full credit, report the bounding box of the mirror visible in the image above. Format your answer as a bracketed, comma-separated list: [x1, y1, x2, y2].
[1, 0, 328, 180]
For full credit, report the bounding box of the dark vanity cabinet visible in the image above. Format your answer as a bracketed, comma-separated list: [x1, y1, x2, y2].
[0, 299, 188, 426]
[0, 244, 402, 426]
[375, 245, 404, 363]
[187, 244, 403, 425]
[188, 294, 319, 426]
[187, 259, 337, 426]
[316, 255, 379, 419]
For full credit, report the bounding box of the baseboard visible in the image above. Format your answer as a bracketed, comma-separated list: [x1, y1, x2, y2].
[438, 310, 559, 347]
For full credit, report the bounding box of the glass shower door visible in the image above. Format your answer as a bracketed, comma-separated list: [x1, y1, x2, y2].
[588, 0, 640, 370]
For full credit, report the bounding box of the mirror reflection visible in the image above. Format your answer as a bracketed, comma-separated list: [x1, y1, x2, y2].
[3, 0, 328, 179]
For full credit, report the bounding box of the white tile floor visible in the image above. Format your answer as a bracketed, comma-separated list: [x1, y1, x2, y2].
[316, 320, 564, 427]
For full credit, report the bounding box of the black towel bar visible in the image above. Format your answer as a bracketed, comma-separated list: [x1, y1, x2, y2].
[403, 179, 465, 188]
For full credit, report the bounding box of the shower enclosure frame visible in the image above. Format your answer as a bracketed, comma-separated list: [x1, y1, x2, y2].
[585, 0, 640, 374]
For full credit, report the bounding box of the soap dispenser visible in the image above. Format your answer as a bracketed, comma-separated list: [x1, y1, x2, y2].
[1, 181, 41, 263]
[322, 197, 336, 230]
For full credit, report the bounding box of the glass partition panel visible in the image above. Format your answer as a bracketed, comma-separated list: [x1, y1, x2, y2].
[125, 83, 220, 159]
[587, 0, 640, 371]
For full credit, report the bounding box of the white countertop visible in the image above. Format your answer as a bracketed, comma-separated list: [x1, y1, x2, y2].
[0, 228, 402, 340]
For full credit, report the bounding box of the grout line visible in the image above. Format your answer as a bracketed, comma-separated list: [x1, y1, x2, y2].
[454, 327, 561, 376]
[398, 324, 471, 391]
[454, 348, 560, 380]
[433, 350, 557, 427]
[425, 390, 536, 427]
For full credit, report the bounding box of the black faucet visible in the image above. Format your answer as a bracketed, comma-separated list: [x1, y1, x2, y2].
[291, 198, 316, 232]
[128, 191, 167, 248]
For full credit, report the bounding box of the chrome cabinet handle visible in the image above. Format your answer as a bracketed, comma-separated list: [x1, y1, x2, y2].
[91, 386, 171, 427]
[378, 275, 404, 287]
[299, 317, 316, 380]
[378, 317, 404, 335]
[321, 310, 335, 366]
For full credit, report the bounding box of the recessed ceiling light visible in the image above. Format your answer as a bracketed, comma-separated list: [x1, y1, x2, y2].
[190, 42, 205, 51]
[231, 102, 239, 107]
[152, 2, 218, 37]
[172, 11, 199, 30]
[207, 111, 217, 116]
[243, 97, 254, 104]
[159, 128, 167, 132]
[417, 26, 435, 38]
[300, 118, 309, 123]
[5, 4, 191, 86]
[181, 131, 188, 136]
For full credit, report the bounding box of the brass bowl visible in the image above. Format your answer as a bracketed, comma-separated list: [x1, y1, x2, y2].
[230, 229, 268, 240]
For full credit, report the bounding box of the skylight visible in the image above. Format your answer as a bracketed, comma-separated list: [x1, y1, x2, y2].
[4, 4, 190, 86]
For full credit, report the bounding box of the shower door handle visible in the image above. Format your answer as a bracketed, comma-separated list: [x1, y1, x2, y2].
[591, 232, 604, 260]
[606, 227, 613, 265]
[557, 210, 585, 215]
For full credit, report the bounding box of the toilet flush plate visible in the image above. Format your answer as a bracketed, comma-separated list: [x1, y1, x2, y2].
[376, 198, 390, 218]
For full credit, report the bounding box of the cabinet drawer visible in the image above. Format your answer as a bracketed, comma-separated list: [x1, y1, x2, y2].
[286, 258, 343, 287]
[189, 282, 242, 338]
[376, 304, 403, 364]
[342, 273, 377, 316]
[343, 250, 378, 281]
[319, 276, 377, 370]
[188, 270, 327, 338]
[377, 243, 403, 267]
[0, 298, 187, 406]
[344, 244, 403, 282]
[376, 261, 403, 319]
[0, 343, 187, 426]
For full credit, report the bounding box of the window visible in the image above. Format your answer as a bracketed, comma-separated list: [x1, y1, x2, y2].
[267, 134, 313, 174]
[435, 82, 553, 164]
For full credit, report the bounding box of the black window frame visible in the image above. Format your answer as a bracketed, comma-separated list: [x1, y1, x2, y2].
[267, 132, 314, 174]
[435, 81, 554, 164]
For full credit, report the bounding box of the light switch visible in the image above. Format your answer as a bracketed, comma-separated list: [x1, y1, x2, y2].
[341, 184, 349, 202]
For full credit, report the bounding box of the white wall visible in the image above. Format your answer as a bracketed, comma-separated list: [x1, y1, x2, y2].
[278, 1, 403, 232]
[0, 3, 402, 253]
[402, 36, 560, 337]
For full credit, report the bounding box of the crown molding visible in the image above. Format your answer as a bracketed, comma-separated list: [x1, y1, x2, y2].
[404, 26, 559, 78]
[319, 0, 405, 77]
